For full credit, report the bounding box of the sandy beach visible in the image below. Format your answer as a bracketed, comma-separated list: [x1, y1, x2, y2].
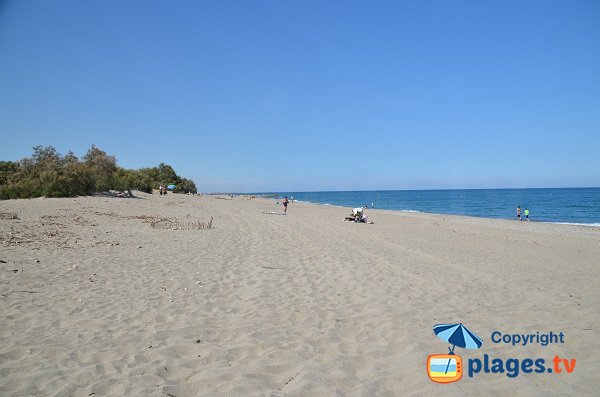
[1, 193, 599, 396]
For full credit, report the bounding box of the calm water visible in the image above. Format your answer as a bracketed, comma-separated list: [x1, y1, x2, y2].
[261, 188, 600, 225]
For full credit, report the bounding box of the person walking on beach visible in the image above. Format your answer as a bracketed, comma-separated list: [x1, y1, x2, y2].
[517, 206, 521, 221]
[283, 196, 289, 213]
[524, 208, 530, 221]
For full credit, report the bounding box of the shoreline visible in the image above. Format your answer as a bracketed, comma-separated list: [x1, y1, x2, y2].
[254, 196, 600, 232]
[250, 187, 600, 227]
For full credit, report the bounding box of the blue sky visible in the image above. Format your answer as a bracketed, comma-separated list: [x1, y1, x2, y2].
[1, 1, 599, 192]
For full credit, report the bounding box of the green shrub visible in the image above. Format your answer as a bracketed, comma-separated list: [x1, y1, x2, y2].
[0, 145, 197, 199]
[173, 178, 197, 194]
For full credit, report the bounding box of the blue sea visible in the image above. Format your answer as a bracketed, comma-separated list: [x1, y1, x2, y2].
[429, 358, 457, 374]
[261, 188, 600, 226]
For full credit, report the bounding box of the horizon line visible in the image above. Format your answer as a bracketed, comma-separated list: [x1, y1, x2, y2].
[206, 186, 600, 194]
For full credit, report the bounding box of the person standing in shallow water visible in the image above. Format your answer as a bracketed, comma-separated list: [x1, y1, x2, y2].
[283, 196, 289, 213]
[517, 206, 521, 221]
[525, 208, 530, 221]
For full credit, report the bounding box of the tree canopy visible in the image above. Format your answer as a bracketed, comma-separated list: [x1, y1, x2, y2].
[0, 145, 197, 200]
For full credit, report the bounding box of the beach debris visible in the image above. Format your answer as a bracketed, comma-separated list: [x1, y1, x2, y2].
[261, 266, 286, 270]
[284, 371, 301, 387]
[72, 264, 80, 270]
[88, 393, 95, 397]
[0, 212, 19, 220]
[150, 216, 214, 230]
[0, 259, 7, 263]
[2, 216, 84, 249]
[195, 281, 202, 284]
[196, 339, 202, 343]
[89, 273, 97, 282]
[137, 245, 143, 249]
[2, 290, 42, 297]
[12, 269, 19, 273]
[35, 259, 40, 263]
[185, 370, 202, 382]
[160, 286, 166, 291]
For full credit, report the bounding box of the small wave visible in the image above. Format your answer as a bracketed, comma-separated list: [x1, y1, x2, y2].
[554, 222, 600, 227]
[322, 203, 346, 208]
[293, 200, 344, 208]
[401, 209, 421, 213]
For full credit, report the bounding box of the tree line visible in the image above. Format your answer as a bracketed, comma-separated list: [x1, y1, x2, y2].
[0, 145, 197, 200]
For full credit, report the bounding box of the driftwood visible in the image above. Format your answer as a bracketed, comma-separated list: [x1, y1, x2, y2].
[0, 212, 19, 220]
[2, 290, 43, 297]
[150, 217, 214, 230]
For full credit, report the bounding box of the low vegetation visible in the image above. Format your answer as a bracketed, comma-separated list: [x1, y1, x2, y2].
[149, 216, 214, 230]
[0, 145, 197, 200]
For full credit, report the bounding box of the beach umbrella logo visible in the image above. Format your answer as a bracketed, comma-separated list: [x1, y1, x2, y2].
[167, 184, 176, 190]
[427, 323, 483, 383]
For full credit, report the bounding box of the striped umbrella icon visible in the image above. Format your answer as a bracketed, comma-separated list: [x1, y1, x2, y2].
[433, 323, 483, 373]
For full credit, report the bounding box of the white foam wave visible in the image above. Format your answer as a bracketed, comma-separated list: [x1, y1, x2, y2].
[554, 222, 600, 227]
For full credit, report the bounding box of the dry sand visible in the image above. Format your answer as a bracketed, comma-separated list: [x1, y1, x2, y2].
[1, 193, 599, 396]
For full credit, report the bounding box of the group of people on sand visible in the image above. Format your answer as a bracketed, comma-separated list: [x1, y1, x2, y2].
[517, 206, 530, 221]
[158, 185, 168, 196]
[344, 206, 373, 224]
[278, 196, 373, 223]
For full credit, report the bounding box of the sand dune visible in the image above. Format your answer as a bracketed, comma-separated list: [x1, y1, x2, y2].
[1, 193, 599, 396]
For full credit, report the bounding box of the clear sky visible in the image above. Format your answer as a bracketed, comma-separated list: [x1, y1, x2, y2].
[1, 1, 599, 192]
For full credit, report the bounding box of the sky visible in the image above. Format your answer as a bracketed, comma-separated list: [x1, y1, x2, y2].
[1, 0, 599, 192]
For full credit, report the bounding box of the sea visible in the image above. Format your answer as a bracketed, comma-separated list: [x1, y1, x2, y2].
[259, 188, 600, 226]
